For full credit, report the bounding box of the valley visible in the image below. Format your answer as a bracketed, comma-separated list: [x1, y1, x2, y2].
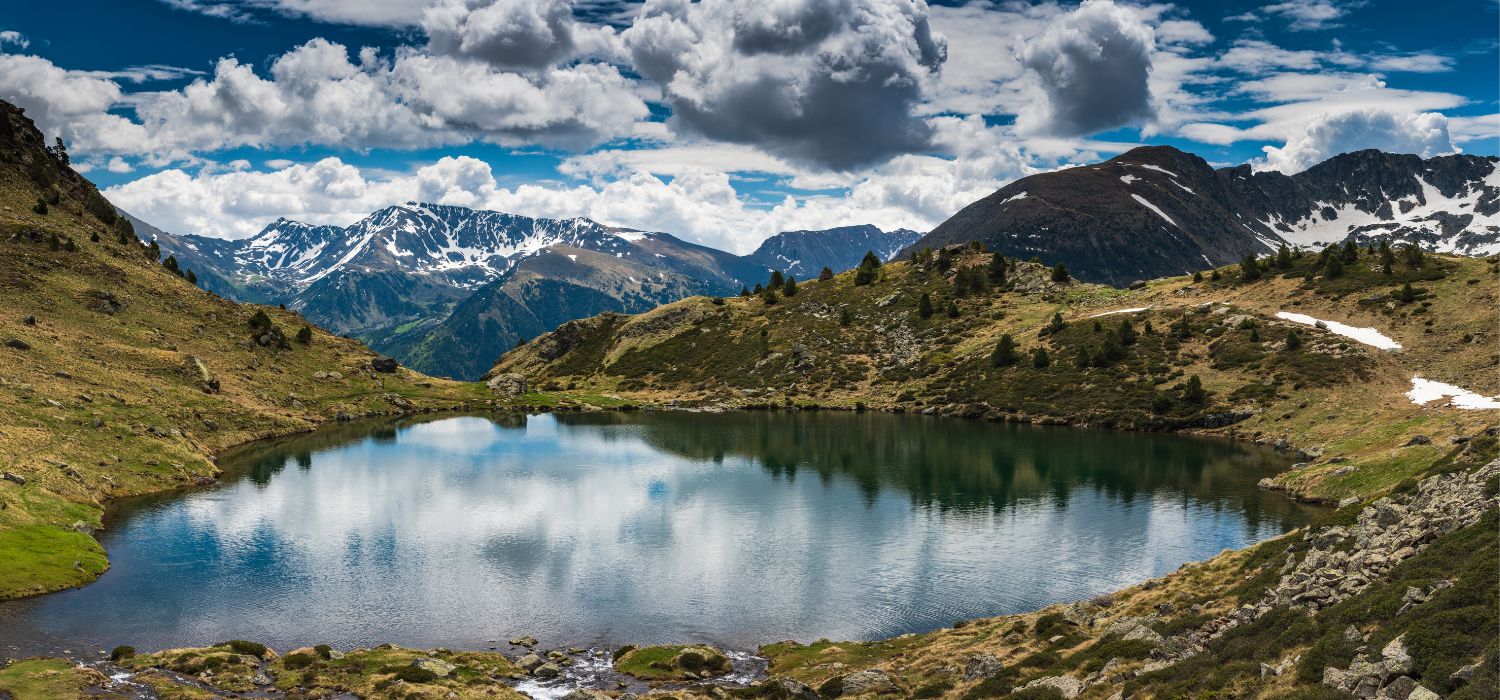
[0, 94, 1494, 700]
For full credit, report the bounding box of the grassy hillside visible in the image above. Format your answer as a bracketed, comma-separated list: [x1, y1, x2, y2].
[493, 244, 1497, 503]
[0, 101, 514, 599]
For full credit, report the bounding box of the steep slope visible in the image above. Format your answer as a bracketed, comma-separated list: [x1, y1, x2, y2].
[911, 146, 1499, 286]
[748, 224, 922, 278]
[0, 100, 492, 600]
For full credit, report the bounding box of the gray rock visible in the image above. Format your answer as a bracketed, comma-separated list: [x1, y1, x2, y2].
[1404, 435, 1431, 446]
[1019, 675, 1085, 699]
[840, 669, 899, 695]
[516, 653, 545, 672]
[509, 635, 538, 647]
[1451, 661, 1482, 683]
[1, 472, 25, 486]
[1381, 635, 1413, 675]
[3, 337, 30, 350]
[533, 662, 562, 678]
[486, 373, 528, 397]
[410, 657, 457, 678]
[1406, 687, 1439, 700]
[1376, 676, 1418, 700]
[765, 678, 819, 700]
[371, 357, 399, 373]
[963, 654, 1004, 681]
[560, 690, 612, 700]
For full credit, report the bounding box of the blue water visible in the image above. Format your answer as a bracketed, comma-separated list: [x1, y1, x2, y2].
[0, 412, 1313, 656]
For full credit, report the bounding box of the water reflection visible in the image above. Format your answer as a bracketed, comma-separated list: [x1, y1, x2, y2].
[0, 412, 1314, 657]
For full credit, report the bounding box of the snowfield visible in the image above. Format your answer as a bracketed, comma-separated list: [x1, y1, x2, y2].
[1089, 306, 1151, 318]
[1274, 312, 1402, 350]
[1405, 378, 1500, 410]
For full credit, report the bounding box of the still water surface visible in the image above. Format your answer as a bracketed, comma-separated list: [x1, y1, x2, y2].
[0, 412, 1315, 655]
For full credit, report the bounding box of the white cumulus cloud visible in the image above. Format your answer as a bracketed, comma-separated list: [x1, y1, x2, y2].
[1258, 109, 1456, 174]
[1014, 0, 1157, 137]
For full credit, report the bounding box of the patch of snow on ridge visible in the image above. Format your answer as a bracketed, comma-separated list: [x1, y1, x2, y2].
[1001, 191, 1029, 205]
[614, 230, 648, 242]
[1120, 174, 1139, 184]
[1274, 312, 1402, 350]
[1132, 194, 1176, 226]
[1406, 377, 1500, 410]
[1089, 306, 1151, 318]
[1134, 163, 1179, 177]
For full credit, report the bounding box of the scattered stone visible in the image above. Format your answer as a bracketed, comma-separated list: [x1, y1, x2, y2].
[486, 373, 528, 398]
[410, 657, 457, 678]
[963, 654, 1005, 681]
[532, 663, 562, 678]
[509, 635, 538, 648]
[1404, 435, 1432, 446]
[1338, 496, 1360, 508]
[371, 357, 399, 373]
[840, 669, 899, 695]
[763, 678, 819, 700]
[23, 315, 35, 325]
[3, 338, 30, 350]
[561, 690, 612, 700]
[673, 646, 730, 674]
[516, 654, 545, 672]
[1019, 675, 1085, 699]
[1381, 635, 1412, 675]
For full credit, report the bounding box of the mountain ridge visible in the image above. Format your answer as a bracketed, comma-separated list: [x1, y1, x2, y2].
[910, 145, 1500, 286]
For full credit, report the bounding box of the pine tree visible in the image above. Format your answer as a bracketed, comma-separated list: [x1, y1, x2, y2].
[753, 283, 764, 294]
[90, 231, 100, 243]
[839, 308, 852, 327]
[1379, 240, 1395, 274]
[1398, 282, 1416, 304]
[988, 252, 1007, 284]
[63, 238, 76, 252]
[990, 334, 1018, 367]
[1192, 271, 1204, 283]
[1276, 244, 1293, 269]
[1284, 329, 1302, 351]
[1249, 327, 1260, 342]
[946, 300, 959, 318]
[249, 309, 273, 333]
[739, 287, 751, 297]
[918, 292, 934, 319]
[761, 287, 778, 305]
[783, 275, 797, 296]
[1210, 269, 1222, 282]
[32, 198, 47, 215]
[1032, 346, 1050, 368]
[1403, 243, 1425, 267]
[296, 325, 313, 344]
[1143, 319, 1155, 335]
[186, 269, 198, 285]
[1183, 375, 1208, 405]
[1322, 254, 1344, 278]
[163, 255, 180, 275]
[147, 239, 161, 262]
[1341, 239, 1358, 262]
[1050, 263, 1070, 283]
[818, 266, 834, 282]
[1047, 312, 1066, 335]
[1241, 253, 1262, 281]
[48, 233, 59, 251]
[1075, 345, 1090, 369]
[854, 251, 881, 286]
[769, 270, 784, 289]
[1118, 319, 1137, 345]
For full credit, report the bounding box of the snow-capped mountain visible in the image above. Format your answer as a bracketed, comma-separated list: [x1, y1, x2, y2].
[148, 203, 782, 379]
[748, 224, 922, 278]
[911, 146, 1500, 286]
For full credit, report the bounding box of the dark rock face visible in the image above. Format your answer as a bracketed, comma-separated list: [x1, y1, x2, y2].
[910, 146, 1499, 286]
[748, 224, 922, 278]
[370, 357, 399, 373]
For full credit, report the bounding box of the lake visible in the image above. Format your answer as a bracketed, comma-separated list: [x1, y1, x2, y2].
[0, 411, 1315, 656]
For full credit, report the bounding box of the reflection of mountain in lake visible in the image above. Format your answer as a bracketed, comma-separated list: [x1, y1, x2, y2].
[553, 411, 1307, 532]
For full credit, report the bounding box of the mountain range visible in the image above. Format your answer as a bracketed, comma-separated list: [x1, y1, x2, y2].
[148, 206, 920, 380]
[910, 146, 1500, 286]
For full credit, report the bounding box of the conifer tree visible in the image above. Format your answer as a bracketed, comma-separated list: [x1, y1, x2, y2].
[818, 266, 834, 282]
[854, 251, 881, 286]
[1183, 375, 1208, 405]
[990, 334, 1017, 367]
[1285, 329, 1302, 351]
[946, 300, 959, 318]
[783, 275, 797, 296]
[918, 292, 934, 319]
[1241, 253, 1262, 281]
[1276, 244, 1293, 269]
[1398, 282, 1416, 304]
[296, 325, 313, 344]
[1032, 346, 1050, 368]
[839, 308, 852, 327]
[1050, 263, 1070, 283]
[769, 270, 784, 289]
[988, 252, 1007, 284]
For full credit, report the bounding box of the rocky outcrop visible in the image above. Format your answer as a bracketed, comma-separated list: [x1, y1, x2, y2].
[486, 373, 527, 397]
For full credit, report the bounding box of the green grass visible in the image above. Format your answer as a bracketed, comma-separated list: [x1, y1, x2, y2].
[0, 659, 93, 700]
[0, 525, 108, 598]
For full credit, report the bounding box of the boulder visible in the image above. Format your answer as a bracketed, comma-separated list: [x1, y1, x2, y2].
[1407, 687, 1439, 700]
[516, 654, 545, 672]
[3, 337, 30, 350]
[486, 373, 528, 397]
[840, 669, 898, 695]
[763, 678, 819, 700]
[533, 663, 562, 679]
[371, 357, 399, 373]
[1376, 676, 1418, 700]
[1, 472, 25, 486]
[1381, 635, 1412, 675]
[963, 654, 1005, 681]
[410, 657, 456, 678]
[673, 646, 730, 674]
[1019, 675, 1085, 699]
[1404, 435, 1431, 446]
[560, 690, 612, 700]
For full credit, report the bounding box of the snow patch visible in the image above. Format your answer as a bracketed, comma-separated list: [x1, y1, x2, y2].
[1406, 377, 1500, 410]
[1120, 174, 1140, 185]
[1134, 163, 1179, 177]
[566, 254, 577, 262]
[1001, 191, 1029, 205]
[1172, 180, 1195, 195]
[614, 230, 648, 242]
[1089, 306, 1151, 318]
[1132, 194, 1176, 227]
[1274, 312, 1402, 350]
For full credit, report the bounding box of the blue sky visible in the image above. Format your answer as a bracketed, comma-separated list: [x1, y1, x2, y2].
[1, 0, 1495, 252]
